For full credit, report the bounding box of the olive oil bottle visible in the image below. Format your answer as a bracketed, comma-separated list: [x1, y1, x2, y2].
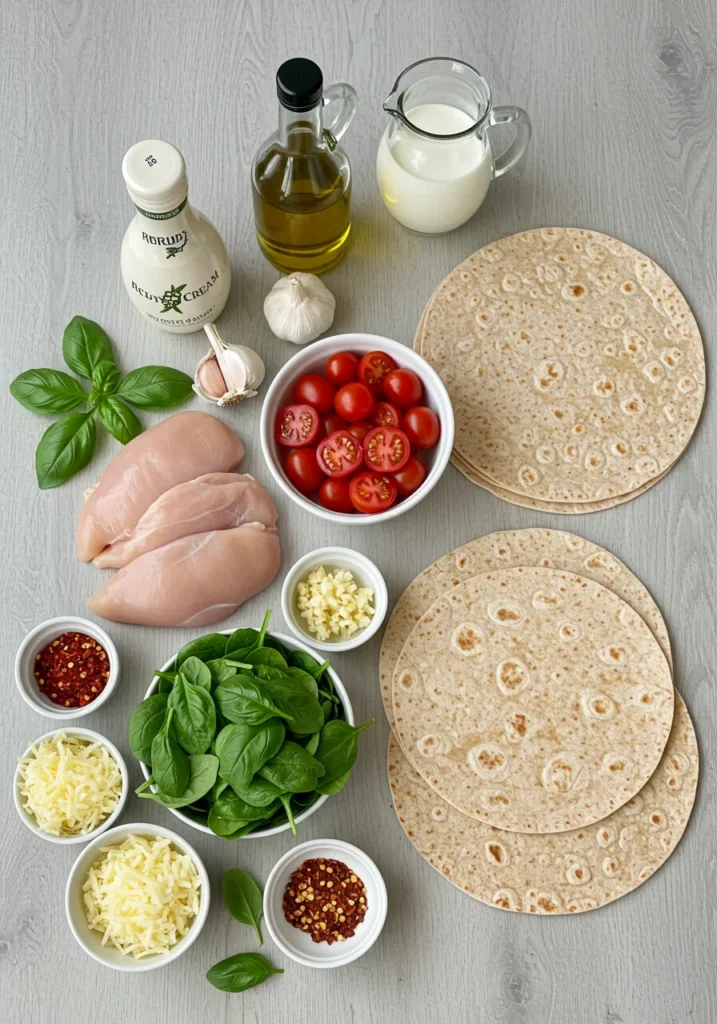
[252, 59, 357, 274]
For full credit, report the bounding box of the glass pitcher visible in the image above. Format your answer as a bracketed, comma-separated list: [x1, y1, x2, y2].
[252, 58, 357, 274]
[376, 57, 531, 234]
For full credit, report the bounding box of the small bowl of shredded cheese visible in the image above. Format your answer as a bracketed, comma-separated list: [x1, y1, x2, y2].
[13, 728, 128, 844]
[281, 547, 388, 652]
[65, 823, 210, 971]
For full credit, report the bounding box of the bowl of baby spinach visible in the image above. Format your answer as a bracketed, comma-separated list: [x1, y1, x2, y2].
[130, 612, 372, 839]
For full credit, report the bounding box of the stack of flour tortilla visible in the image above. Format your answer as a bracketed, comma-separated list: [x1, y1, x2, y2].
[382, 529, 698, 914]
[414, 229, 705, 512]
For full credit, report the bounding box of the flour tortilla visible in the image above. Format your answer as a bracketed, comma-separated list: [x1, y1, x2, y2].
[387, 688, 697, 914]
[415, 228, 705, 504]
[392, 566, 674, 833]
[379, 529, 672, 732]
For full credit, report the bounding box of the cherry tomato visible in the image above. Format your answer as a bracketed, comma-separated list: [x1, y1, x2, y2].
[358, 350, 397, 393]
[347, 421, 371, 443]
[393, 454, 427, 497]
[294, 373, 336, 414]
[383, 368, 423, 409]
[275, 404, 320, 447]
[325, 351, 359, 387]
[284, 448, 325, 493]
[363, 426, 411, 473]
[318, 477, 354, 513]
[349, 472, 398, 514]
[316, 430, 364, 478]
[370, 401, 403, 428]
[321, 413, 349, 437]
[334, 381, 375, 422]
[403, 406, 441, 449]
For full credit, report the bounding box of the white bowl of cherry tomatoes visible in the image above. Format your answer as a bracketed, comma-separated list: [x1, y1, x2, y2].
[260, 333, 454, 522]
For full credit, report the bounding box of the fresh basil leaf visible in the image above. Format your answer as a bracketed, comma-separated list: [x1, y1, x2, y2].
[222, 868, 264, 944]
[35, 411, 96, 489]
[128, 693, 168, 764]
[137, 754, 218, 808]
[315, 718, 374, 794]
[206, 952, 283, 993]
[10, 368, 87, 414]
[264, 680, 324, 735]
[168, 675, 216, 754]
[151, 707, 190, 797]
[180, 656, 212, 691]
[258, 741, 325, 793]
[218, 721, 285, 792]
[208, 789, 280, 836]
[116, 365, 193, 409]
[232, 776, 283, 808]
[62, 316, 114, 379]
[91, 360, 122, 397]
[215, 675, 293, 726]
[97, 396, 142, 444]
[177, 633, 228, 668]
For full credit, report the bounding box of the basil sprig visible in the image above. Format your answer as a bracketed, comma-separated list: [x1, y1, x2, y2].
[9, 315, 193, 488]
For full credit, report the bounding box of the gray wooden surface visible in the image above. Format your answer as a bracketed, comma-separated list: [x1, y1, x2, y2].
[1, 0, 715, 1021]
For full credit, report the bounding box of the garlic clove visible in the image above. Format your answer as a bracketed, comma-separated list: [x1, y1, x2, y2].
[263, 272, 335, 344]
[195, 351, 227, 398]
[193, 324, 266, 406]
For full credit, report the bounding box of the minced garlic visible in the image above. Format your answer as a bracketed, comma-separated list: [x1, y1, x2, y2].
[296, 566, 375, 642]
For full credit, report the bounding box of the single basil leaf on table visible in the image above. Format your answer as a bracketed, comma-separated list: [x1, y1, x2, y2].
[218, 720, 285, 792]
[116, 365, 194, 409]
[232, 776, 283, 808]
[208, 789, 280, 836]
[128, 693, 168, 764]
[97, 396, 143, 444]
[151, 707, 190, 797]
[265, 680, 324, 735]
[35, 411, 96, 489]
[168, 674, 216, 754]
[206, 952, 283, 993]
[90, 360, 122, 397]
[179, 656, 212, 691]
[177, 633, 229, 668]
[215, 675, 294, 726]
[222, 868, 264, 944]
[137, 754, 218, 808]
[258, 740, 325, 793]
[315, 718, 374, 794]
[10, 368, 87, 414]
[62, 316, 114, 379]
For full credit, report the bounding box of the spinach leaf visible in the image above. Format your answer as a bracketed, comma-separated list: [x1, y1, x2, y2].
[315, 718, 374, 794]
[263, 635, 289, 658]
[208, 789, 280, 836]
[35, 411, 96, 489]
[232, 776, 283, 808]
[206, 953, 283, 993]
[90, 360, 122, 398]
[10, 368, 87, 414]
[224, 628, 259, 655]
[213, 723, 235, 759]
[177, 633, 228, 668]
[128, 693, 168, 764]
[116, 365, 194, 409]
[303, 732, 320, 756]
[284, 666, 319, 698]
[264, 680, 324, 735]
[256, 609, 272, 648]
[151, 707, 189, 797]
[206, 659, 237, 686]
[320, 698, 335, 722]
[62, 316, 114, 379]
[137, 754, 218, 808]
[287, 649, 324, 679]
[218, 720, 285, 791]
[212, 778, 229, 802]
[180, 656, 212, 691]
[97, 396, 142, 444]
[244, 648, 287, 672]
[258, 741, 325, 793]
[222, 868, 264, 944]
[279, 793, 297, 835]
[215, 675, 293, 726]
[168, 674, 216, 754]
[158, 675, 174, 695]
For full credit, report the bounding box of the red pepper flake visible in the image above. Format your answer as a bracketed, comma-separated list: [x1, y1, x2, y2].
[34, 632, 110, 708]
[282, 858, 367, 944]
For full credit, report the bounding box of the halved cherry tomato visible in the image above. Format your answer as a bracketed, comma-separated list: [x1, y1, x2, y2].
[316, 430, 364, 477]
[325, 351, 359, 387]
[358, 350, 397, 393]
[347, 421, 371, 442]
[382, 368, 423, 409]
[285, 448, 325, 493]
[321, 413, 349, 437]
[334, 381, 375, 422]
[275, 404, 320, 447]
[349, 472, 398, 514]
[371, 401, 403, 428]
[318, 477, 354, 513]
[294, 373, 336, 414]
[393, 454, 427, 497]
[363, 426, 411, 473]
[403, 406, 440, 449]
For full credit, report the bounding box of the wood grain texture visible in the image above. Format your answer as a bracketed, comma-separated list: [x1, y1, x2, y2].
[0, 0, 715, 1021]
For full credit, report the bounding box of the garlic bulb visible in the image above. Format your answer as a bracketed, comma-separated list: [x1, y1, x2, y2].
[193, 323, 266, 406]
[263, 273, 335, 344]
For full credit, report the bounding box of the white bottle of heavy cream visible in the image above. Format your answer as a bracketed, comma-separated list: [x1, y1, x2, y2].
[121, 140, 231, 333]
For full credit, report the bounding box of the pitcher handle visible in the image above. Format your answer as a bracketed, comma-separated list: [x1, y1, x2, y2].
[488, 105, 531, 178]
[322, 83, 358, 150]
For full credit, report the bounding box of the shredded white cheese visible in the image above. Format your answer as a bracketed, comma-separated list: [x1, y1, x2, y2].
[18, 732, 122, 837]
[296, 565, 375, 642]
[82, 834, 201, 958]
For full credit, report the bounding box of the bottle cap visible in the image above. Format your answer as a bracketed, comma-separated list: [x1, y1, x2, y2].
[276, 58, 323, 112]
[122, 140, 188, 218]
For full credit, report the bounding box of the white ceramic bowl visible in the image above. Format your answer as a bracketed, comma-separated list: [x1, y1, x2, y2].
[65, 821, 210, 972]
[15, 616, 119, 720]
[140, 631, 354, 838]
[260, 333, 454, 524]
[281, 546, 388, 653]
[13, 727, 129, 845]
[264, 838, 387, 968]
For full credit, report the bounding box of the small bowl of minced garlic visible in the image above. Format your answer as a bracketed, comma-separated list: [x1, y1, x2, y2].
[281, 547, 387, 652]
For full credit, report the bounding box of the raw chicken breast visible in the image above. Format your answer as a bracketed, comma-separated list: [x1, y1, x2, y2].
[93, 473, 277, 568]
[87, 524, 281, 627]
[77, 412, 245, 562]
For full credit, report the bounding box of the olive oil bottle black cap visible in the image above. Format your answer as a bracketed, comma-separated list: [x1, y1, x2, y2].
[276, 58, 323, 112]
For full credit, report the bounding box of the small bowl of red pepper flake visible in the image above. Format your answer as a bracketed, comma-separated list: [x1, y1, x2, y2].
[15, 616, 120, 720]
[264, 838, 387, 968]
